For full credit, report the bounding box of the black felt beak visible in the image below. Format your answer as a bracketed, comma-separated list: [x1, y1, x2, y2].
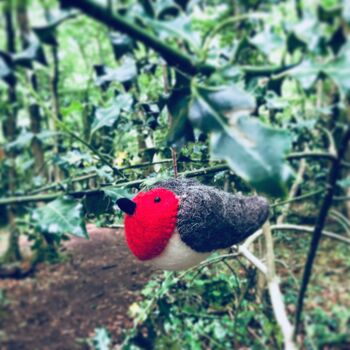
[116, 198, 136, 215]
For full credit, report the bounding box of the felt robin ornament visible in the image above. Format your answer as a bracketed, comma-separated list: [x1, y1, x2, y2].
[117, 178, 269, 271]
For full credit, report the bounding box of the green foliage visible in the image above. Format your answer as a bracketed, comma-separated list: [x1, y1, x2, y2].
[32, 197, 88, 238]
[90, 327, 112, 350]
[0, 0, 350, 348]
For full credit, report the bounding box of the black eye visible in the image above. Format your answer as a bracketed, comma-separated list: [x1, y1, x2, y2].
[154, 196, 161, 203]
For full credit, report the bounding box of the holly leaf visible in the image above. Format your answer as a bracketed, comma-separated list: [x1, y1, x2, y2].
[91, 94, 133, 135]
[32, 197, 88, 238]
[189, 85, 292, 196]
[210, 118, 292, 197]
[189, 85, 256, 131]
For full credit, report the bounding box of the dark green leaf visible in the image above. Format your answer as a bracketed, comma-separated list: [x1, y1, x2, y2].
[210, 118, 292, 196]
[32, 197, 88, 238]
[337, 176, 350, 189]
[84, 187, 132, 216]
[250, 27, 285, 56]
[109, 32, 134, 60]
[323, 41, 350, 95]
[33, 9, 77, 45]
[0, 52, 15, 85]
[95, 57, 137, 87]
[189, 85, 256, 132]
[143, 15, 200, 49]
[190, 85, 292, 196]
[293, 13, 321, 52]
[288, 59, 321, 90]
[13, 36, 47, 68]
[5, 130, 34, 151]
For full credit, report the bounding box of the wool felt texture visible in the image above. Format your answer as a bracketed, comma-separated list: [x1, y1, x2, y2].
[149, 178, 269, 253]
[124, 188, 179, 260]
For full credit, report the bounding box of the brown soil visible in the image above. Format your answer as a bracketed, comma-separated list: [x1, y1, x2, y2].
[0, 225, 154, 350]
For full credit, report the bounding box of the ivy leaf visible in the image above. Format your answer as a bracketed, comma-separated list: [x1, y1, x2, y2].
[292, 13, 321, 52]
[95, 57, 137, 89]
[250, 27, 285, 56]
[337, 176, 350, 189]
[109, 32, 134, 60]
[289, 42, 350, 94]
[32, 197, 88, 238]
[288, 59, 321, 90]
[323, 41, 350, 95]
[33, 9, 77, 45]
[91, 94, 133, 135]
[91, 328, 111, 350]
[143, 15, 200, 49]
[190, 85, 292, 196]
[5, 130, 34, 151]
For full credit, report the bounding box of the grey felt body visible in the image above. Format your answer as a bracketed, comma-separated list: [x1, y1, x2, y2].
[149, 178, 269, 253]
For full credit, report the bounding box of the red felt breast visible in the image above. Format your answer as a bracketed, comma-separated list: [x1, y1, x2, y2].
[124, 188, 179, 260]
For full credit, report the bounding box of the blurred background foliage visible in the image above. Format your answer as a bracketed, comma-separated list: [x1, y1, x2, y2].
[0, 0, 350, 348]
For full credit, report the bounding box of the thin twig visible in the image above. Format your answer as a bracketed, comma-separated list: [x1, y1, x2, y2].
[0, 164, 229, 206]
[243, 224, 350, 248]
[171, 148, 178, 178]
[271, 188, 324, 208]
[277, 158, 307, 224]
[263, 222, 296, 350]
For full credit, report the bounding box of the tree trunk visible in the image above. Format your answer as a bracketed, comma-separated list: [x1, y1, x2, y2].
[16, 0, 46, 177]
[2, 1, 21, 263]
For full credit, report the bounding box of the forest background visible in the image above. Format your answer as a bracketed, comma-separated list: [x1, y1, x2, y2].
[0, 0, 350, 349]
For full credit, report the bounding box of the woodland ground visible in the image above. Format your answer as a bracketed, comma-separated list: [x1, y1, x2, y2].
[0, 225, 154, 350]
[0, 224, 349, 350]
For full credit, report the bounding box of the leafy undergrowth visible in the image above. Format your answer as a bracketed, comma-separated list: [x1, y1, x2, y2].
[121, 232, 350, 350]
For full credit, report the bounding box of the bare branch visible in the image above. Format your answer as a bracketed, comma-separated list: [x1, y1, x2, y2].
[294, 126, 350, 337]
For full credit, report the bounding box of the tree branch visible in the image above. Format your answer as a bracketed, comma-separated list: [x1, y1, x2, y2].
[286, 151, 336, 161]
[0, 164, 229, 206]
[60, 0, 214, 76]
[293, 126, 350, 337]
